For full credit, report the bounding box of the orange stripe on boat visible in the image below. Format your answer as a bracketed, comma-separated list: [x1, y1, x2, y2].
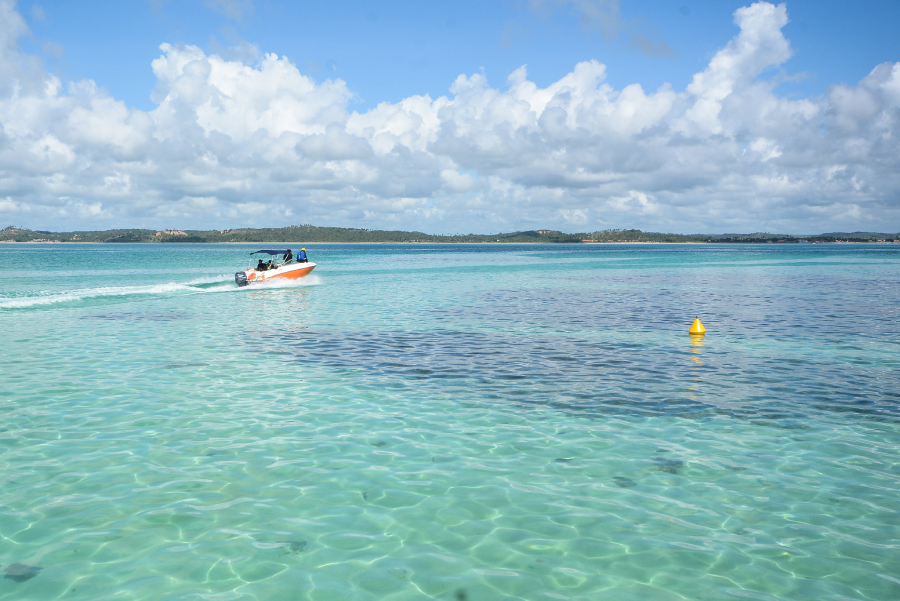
[271, 266, 315, 280]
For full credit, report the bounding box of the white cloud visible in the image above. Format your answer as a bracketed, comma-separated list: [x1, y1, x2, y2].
[747, 138, 782, 162]
[559, 208, 588, 224]
[610, 191, 658, 215]
[441, 169, 477, 192]
[0, 1, 897, 234]
[0, 197, 26, 212]
[682, 2, 792, 135]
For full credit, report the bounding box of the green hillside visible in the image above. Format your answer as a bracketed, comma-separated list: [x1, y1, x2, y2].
[2, 225, 898, 244]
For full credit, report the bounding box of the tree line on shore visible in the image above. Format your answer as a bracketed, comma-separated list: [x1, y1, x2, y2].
[2, 225, 897, 244]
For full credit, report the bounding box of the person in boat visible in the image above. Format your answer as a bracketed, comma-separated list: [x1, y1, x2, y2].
[266, 259, 274, 270]
[256, 259, 266, 271]
[298, 248, 308, 263]
[284, 249, 293, 263]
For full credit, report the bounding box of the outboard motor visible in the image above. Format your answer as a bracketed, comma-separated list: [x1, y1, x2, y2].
[235, 271, 249, 287]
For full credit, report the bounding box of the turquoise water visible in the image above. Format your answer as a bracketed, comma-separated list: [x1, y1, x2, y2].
[1, 243, 899, 600]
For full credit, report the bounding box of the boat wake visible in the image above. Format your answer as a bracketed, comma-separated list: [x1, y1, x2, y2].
[0, 273, 321, 309]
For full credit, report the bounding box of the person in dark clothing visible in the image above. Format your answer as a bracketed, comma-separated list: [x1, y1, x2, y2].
[298, 248, 308, 263]
[256, 259, 266, 271]
[284, 249, 293, 263]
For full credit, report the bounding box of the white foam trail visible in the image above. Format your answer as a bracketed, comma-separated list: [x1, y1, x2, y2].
[0, 282, 199, 309]
[0, 273, 322, 308]
[183, 274, 234, 286]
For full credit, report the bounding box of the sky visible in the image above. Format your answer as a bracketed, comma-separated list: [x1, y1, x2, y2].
[1, 0, 899, 234]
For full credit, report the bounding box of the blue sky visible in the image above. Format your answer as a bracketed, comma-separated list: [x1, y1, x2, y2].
[2, 0, 899, 234]
[24, 1, 899, 111]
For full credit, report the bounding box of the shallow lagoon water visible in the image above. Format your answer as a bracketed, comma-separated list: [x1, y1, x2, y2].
[1, 243, 899, 600]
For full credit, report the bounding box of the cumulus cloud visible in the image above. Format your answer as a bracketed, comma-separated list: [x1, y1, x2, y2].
[0, 0, 898, 233]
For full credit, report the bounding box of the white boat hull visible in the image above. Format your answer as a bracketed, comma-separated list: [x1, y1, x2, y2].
[235, 262, 316, 286]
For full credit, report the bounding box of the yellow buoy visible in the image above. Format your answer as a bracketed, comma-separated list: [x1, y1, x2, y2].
[689, 317, 706, 335]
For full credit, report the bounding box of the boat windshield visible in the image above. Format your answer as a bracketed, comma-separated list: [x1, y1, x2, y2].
[249, 249, 291, 270]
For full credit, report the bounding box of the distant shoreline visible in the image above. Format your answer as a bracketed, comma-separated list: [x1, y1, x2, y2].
[2, 225, 898, 245]
[3, 239, 898, 246]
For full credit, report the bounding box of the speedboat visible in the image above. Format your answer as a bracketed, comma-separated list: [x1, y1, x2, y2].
[235, 249, 316, 286]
